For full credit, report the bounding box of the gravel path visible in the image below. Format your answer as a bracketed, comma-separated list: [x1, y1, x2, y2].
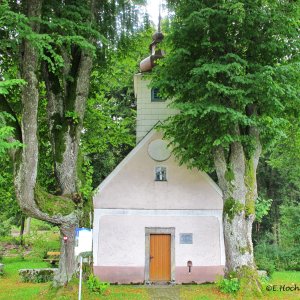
[147, 285, 181, 300]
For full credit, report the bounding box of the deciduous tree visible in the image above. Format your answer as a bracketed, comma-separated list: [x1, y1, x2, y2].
[154, 0, 299, 291]
[0, 0, 146, 286]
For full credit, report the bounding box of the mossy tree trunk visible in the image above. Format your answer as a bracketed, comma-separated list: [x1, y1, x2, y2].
[214, 126, 262, 290]
[11, 0, 94, 287]
[43, 48, 93, 195]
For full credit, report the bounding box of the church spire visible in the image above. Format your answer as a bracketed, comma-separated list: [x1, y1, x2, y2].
[158, 2, 162, 33]
[139, 3, 165, 72]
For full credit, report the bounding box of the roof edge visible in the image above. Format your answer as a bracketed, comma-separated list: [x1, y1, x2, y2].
[93, 128, 159, 202]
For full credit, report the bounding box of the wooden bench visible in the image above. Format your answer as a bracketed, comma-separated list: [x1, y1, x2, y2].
[43, 251, 60, 265]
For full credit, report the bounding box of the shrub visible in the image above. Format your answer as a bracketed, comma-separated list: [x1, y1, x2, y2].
[279, 203, 300, 270]
[0, 235, 21, 244]
[0, 217, 13, 237]
[87, 274, 110, 295]
[254, 202, 300, 273]
[254, 235, 278, 275]
[216, 276, 240, 294]
[27, 231, 60, 260]
[17, 246, 25, 261]
[30, 219, 53, 231]
[0, 246, 4, 261]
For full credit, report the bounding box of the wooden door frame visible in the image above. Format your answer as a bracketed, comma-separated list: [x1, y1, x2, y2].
[145, 227, 175, 284]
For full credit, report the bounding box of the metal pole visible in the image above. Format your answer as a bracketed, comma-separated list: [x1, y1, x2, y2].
[78, 256, 83, 300]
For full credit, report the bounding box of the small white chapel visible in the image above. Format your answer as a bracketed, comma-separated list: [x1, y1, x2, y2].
[93, 29, 225, 284]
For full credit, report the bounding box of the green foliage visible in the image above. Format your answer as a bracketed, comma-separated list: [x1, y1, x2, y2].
[268, 122, 300, 187]
[87, 274, 110, 295]
[65, 111, 80, 125]
[0, 113, 22, 157]
[216, 275, 240, 294]
[30, 218, 53, 231]
[34, 271, 54, 283]
[279, 202, 300, 270]
[254, 233, 289, 275]
[223, 198, 244, 222]
[0, 245, 4, 262]
[26, 231, 60, 261]
[0, 156, 23, 235]
[0, 80, 25, 95]
[0, 0, 149, 252]
[83, 28, 151, 187]
[256, 254, 276, 275]
[255, 197, 273, 223]
[153, 0, 300, 172]
[0, 235, 22, 245]
[254, 160, 300, 273]
[224, 168, 234, 183]
[237, 266, 262, 297]
[153, 3, 299, 281]
[0, 217, 13, 237]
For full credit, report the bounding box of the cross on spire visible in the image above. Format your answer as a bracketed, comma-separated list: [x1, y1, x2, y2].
[158, 2, 162, 33]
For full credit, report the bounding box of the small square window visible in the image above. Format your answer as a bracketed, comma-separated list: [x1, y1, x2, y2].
[151, 88, 164, 102]
[155, 166, 167, 181]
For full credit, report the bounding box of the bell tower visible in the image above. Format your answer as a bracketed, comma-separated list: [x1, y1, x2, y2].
[134, 24, 177, 143]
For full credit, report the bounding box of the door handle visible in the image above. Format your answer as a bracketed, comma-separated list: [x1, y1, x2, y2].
[150, 256, 154, 260]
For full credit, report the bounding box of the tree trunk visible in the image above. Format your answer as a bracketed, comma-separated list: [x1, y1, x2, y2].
[54, 218, 78, 286]
[25, 217, 31, 235]
[12, 0, 79, 286]
[19, 215, 26, 245]
[213, 127, 262, 292]
[43, 50, 93, 195]
[10, 0, 95, 287]
[42, 49, 94, 242]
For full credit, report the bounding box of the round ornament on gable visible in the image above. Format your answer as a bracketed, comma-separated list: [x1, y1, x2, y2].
[148, 139, 171, 161]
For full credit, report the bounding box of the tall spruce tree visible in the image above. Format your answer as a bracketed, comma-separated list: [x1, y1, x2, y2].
[154, 0, 299, 290]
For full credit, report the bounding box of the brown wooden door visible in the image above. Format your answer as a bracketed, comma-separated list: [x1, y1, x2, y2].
[150, 234, 171, 281]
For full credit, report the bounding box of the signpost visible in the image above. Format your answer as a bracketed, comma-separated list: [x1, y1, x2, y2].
[78, 255, 83, 300]
[75, 228, 92, 300]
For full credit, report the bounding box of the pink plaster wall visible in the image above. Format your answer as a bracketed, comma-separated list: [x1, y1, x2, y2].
[93, 131, 222, 210]
[94, 266, 145, 284]
[96, 215, 222, 267]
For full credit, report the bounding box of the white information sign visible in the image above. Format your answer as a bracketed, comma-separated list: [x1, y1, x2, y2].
[75, 228, 92, 257]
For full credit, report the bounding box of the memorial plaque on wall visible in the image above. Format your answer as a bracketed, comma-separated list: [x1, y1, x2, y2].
[180, 233, 193, 244]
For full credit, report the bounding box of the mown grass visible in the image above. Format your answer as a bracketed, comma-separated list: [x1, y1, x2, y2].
[0, 257, 299, 300]
[0, 257, 49, 300]
[180, 271, 300, 300]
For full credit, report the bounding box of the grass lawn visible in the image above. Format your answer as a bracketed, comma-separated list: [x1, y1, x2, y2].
[0, 258, 299, 299]
[0, 257, 49, 300]
[180, 271, 300, 299]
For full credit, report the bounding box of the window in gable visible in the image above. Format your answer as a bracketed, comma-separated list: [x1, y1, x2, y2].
[155, 166, 167, 181]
